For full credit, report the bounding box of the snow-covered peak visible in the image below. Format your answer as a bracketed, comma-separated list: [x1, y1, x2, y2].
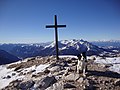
[61, 39, 86, 45]
[44, 39, 89, 50]
[43, 39, 100, 55]
[60, 39, 93, 50]
[44, 41, 55, 48]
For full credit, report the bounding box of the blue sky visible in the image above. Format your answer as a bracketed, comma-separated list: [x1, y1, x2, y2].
[0, 0, 120, 43]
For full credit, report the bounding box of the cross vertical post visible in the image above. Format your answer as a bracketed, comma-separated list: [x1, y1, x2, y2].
[54, 15, 59, 60]
[46, 15, 66, 60]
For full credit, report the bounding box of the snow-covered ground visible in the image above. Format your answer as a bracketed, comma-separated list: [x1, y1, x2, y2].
[0, 55, 120, 89]
[59, 55, 77, 59]
[0, 64, 49, 89]
[95, 57, 120, 74]
[0, 65, 23, 89]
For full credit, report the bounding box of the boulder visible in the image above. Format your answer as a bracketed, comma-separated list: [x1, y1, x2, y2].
[6, 75, 11, 79]
[114, 79, 120, 86]
[14, 65, 22, 71]
[49, 66, 61, 72]
[12, 73, 16, 76]
[70, 66, 76, 71]
[60, 61, 69, 67]
[84, 79, 90, 87]
[48, 63, 57, 68]
[105, 64, 113, 68]
[77, 77, 84, 83]
[44, 69, 50, 74]
[65, 73, 80, 81]
[63, 83, 76, 89]
[48, 65, 64, 72]
[17, 80, 35, 89]
[46, 81, 64, 90]
[34, 76, 57, 89]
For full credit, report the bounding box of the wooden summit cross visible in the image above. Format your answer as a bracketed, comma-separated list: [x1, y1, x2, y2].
[46, 15, 66, 60]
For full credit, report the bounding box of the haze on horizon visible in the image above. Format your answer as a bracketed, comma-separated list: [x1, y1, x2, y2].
[0, 0, 120, 43]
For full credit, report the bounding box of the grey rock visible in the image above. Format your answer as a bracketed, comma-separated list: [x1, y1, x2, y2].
[59, 61, 68, 67]
[49, 66, 61, 72]
[65, 73, 80, 81]
[7, 81, 17, 87]
[105, 64, 113, 68]
[84, 79, 90, 86]
[104, 80, 109, 84]
[53, 71, 64, 76]
[77, 77, 84, 83]
[63, 67, 69, 76]
[44, 69, 50, 74]
[70, 66, 76, 71]
[49, 65, 64, 72]
[32, 74, 37, 78]
[46, 81, 64, 90]
[114, 79, 120, 86]
[64, 83, 76, 89]
[12, 73, 16, 76]
[34, 76, 57, 89]
[66, 60, 72, 63]
[31, 69, 36, 72]
[27, 57, 36, 61]
[6, 75, 11, 79]
[14, 65, 22, 71]
[49, 63, 57, 68]
[17, 80, 35, 89]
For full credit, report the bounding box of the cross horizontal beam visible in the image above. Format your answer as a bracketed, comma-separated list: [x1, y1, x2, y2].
[46, 25, 66, 28]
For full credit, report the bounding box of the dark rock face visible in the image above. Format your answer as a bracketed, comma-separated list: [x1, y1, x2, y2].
[0, 49, 20, 65]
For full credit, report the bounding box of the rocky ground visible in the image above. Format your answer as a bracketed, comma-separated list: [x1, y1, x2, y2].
[2, 56, 120, 90]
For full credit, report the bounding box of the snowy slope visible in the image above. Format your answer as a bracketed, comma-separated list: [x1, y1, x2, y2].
[0, 55, 120, 89]
[0, 60, 50, 89]
[95, 57, 120, 74]
[0, 65, 24, 89]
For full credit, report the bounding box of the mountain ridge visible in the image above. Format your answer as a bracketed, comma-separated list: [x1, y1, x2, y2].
[0, 39, 119, 59]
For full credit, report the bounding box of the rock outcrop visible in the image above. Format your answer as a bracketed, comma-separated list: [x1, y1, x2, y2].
[3, 56, 120, 90]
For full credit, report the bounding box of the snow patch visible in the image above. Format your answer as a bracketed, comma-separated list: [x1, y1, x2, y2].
[109, 64, 120, 74]
[95, 57, 120, 74]
[0, 64, 50, 89]
[0, 65, 24, 89]
[59, 55, 77, 59]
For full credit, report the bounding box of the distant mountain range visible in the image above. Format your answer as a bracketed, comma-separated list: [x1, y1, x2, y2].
[91, 40, 120, 47]
[0, 39, 120, 59]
